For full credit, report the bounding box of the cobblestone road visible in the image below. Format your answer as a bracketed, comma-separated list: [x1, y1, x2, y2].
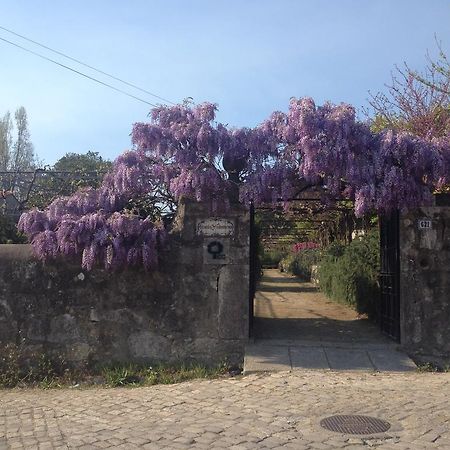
[1, 370, 449, 449]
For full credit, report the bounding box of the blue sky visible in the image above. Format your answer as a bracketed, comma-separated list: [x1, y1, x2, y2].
[1, 0, 449, 165]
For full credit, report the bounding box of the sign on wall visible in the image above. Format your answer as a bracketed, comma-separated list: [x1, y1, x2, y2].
[197, 218, 235, 237]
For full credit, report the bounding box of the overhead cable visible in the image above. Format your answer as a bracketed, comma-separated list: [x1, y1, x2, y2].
[0, 36, 159, 107]
[0, 25, 176, 105]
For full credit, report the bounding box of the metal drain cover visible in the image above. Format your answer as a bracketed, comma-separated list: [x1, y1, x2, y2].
[320, 415, 391, 435]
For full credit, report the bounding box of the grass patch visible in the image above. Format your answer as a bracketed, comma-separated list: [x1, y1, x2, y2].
[416, 362, 450, 373]
[101, 363, 227, 388]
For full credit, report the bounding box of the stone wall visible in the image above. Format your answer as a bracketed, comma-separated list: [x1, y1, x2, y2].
[400, 204, 450, 365]
[0, 201, 249, 367]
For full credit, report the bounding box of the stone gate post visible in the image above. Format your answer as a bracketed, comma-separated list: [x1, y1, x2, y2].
[399, 197, 450, 366]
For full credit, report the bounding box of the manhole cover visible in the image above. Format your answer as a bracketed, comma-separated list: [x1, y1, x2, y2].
[320, 415, 391, 435]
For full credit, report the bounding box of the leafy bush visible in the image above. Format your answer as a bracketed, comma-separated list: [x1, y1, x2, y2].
[318, 229, 380, 318]
[279, 248, 321, 280]
[261, 248, 285, 268]
[0, 216, 26, 243]
[278, 253, 294, 273]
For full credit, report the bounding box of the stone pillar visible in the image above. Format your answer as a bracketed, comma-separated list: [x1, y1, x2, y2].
[399, 200, 450, 366]
[173, 200, 250, 346]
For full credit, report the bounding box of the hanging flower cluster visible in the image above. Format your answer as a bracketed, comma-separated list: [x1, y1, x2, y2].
[18, 98, 449, 270]
[131, 102, 279, 210]
[18, 150, 166, 270]
[258, 98, 449, 216]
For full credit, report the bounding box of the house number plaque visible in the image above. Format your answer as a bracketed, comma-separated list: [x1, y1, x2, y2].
[418, 219, 432, 230]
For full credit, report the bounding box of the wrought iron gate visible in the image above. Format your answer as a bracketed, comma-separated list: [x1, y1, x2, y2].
[379, 210, 400, 341]
[248, 202, 256, 337]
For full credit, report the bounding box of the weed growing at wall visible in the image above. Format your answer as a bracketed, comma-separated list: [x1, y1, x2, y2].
[101, 363, 228, 387]
[0, 343, 69, 388]
[0, 342, 232, 389]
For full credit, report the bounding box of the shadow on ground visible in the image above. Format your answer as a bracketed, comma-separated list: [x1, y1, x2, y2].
[245, 269, 416, 373]
[253, 317, 386, 342]
[258, 284, 318, 293]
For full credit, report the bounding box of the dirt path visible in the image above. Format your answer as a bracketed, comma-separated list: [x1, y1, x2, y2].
[245, 269, 416, 372]
[254, 269, 390, 344]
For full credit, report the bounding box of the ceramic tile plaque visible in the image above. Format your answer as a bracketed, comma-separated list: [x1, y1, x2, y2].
[203, 239, 230, 264]
[197, 218, 235, 237]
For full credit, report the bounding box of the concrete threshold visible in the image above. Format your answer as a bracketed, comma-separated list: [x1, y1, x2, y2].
[244, 340, 417, 374]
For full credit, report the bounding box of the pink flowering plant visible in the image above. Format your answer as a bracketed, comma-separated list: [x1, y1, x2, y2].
[18, 98, 449, 270]
[292, 242, 320, 253]
[280, 242, 321, 280]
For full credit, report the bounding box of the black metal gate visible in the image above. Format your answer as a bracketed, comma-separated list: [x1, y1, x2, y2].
[248, 201, 257, 337]
[379, 210, 400, 341]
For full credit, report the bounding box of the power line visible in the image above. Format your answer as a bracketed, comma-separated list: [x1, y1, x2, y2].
[0, 25, 176, 105]
[0, 35, 159, 107]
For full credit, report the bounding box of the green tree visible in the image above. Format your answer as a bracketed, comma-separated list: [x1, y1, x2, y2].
[53, 150, 112, 174]
[0, 112, 12, 171]
[26, 151, 112, 210]
[52, 150, 112, 194]
[0, 106, 39, 227]
[12, 107, 36, 171]
[0, 107, 38, 173]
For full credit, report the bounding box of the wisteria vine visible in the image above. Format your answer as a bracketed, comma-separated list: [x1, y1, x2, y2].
[18, 98, 449, 270]
[18, 151, 166, 271]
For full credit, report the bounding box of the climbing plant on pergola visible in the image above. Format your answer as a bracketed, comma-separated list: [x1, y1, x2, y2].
[256, 196, 364, 250]
[18, 98, 450, 270]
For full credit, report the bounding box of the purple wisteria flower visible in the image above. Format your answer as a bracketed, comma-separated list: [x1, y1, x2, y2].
[18, 99, 449, 270]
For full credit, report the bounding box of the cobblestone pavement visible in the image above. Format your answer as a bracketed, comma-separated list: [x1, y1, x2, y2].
[1, 370, 449, 449]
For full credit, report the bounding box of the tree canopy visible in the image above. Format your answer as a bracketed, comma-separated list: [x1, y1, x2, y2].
[53, 151, 112, 174]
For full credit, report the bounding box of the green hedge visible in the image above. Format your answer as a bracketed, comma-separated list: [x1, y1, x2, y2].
[317, 229, 380, 319]
[261, 249, 285, 267]
[279, 248, 321, 280]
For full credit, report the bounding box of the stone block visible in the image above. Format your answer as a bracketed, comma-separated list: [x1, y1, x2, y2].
[128, 331, 172, 361]
[48, 314, 81, 344]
